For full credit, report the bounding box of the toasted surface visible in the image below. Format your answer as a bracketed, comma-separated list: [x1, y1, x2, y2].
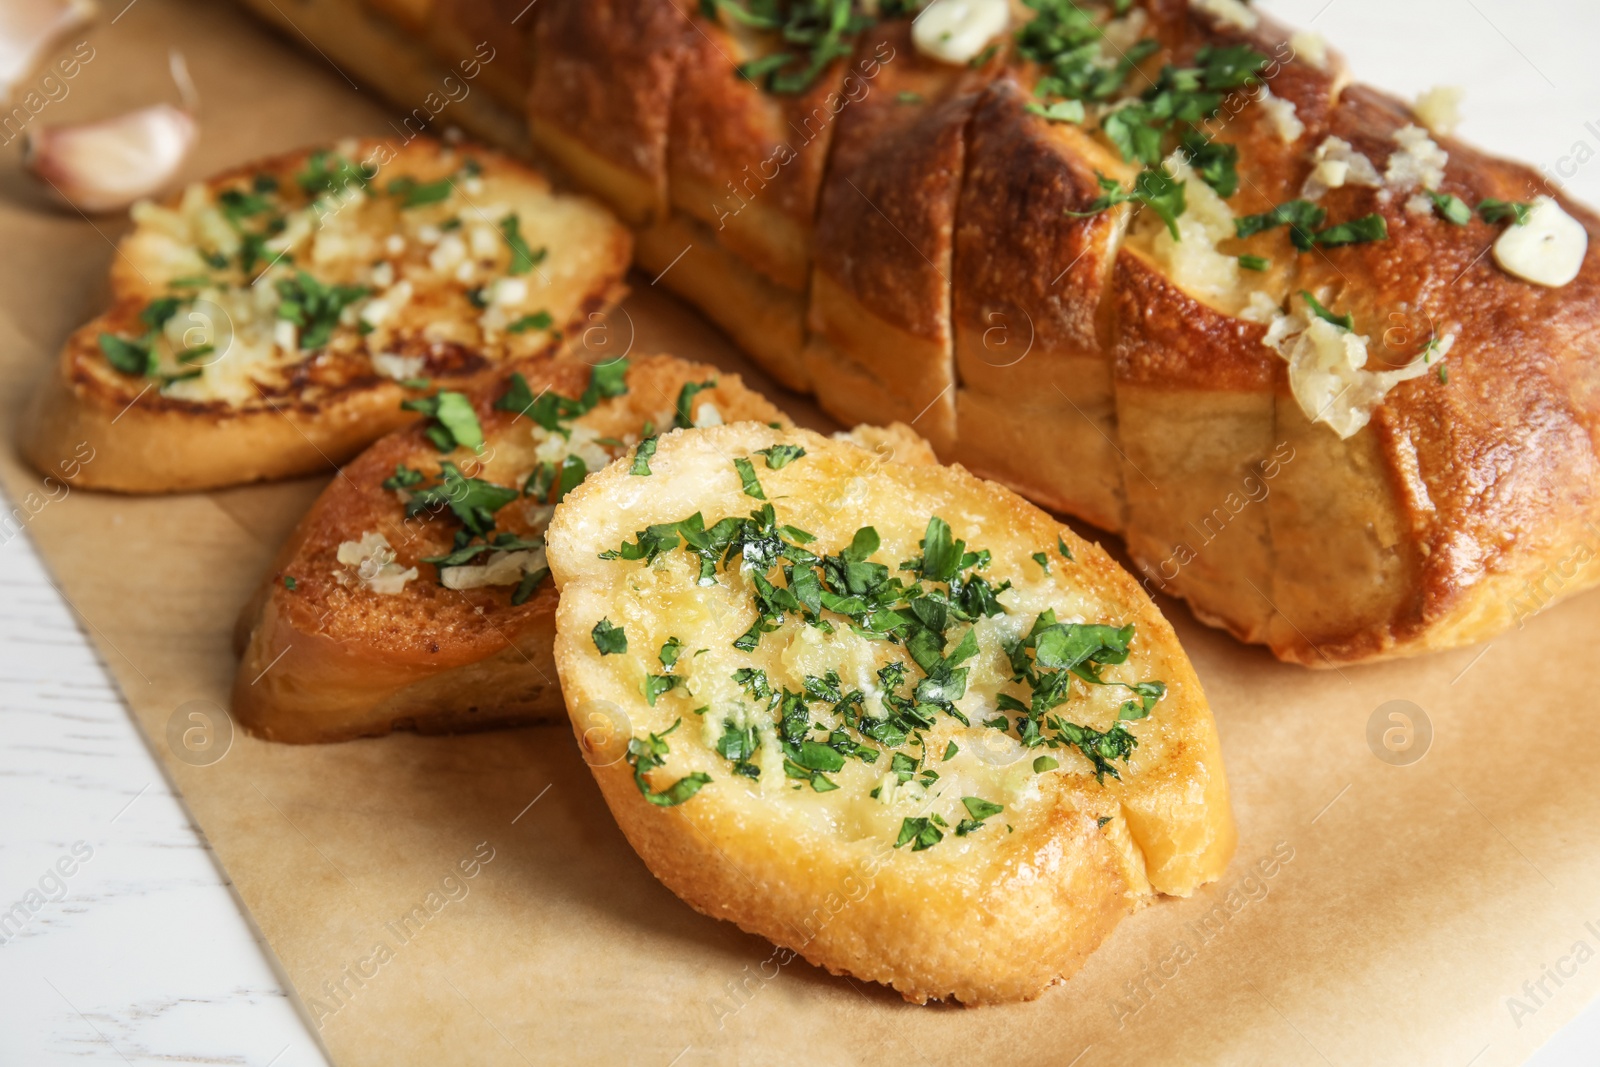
[232, 354, 788, 743]
[546, 425, 1235, 1004]
[20, 135, 629, 492]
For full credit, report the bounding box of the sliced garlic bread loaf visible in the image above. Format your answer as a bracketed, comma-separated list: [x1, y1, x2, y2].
[21, 136, 629, 492]
[232, 354, 791, 743]
[546, 425, 1235, 1004]
[252, 0, 1600, 666]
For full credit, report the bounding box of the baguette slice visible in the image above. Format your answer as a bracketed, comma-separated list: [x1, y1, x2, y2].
[546, 424, 1235, 1004]
[21, 135, 630, 492]
[232, 353, 800, 743]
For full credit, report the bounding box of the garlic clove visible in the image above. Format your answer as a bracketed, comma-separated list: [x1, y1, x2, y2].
[24, 103, 197, 213]
[910, 0, 1008, 66]
[1494, 195, 1589, 289]
[0, 0, 96, 101]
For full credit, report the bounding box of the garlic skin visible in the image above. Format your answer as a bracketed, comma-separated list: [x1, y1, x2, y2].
[1494, 196, 1589, 289]
[0, 0, 96, 101]
[911, 0, 1008, 66]
[25, 102, 196, 213]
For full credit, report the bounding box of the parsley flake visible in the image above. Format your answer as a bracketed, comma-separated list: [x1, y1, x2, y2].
[592, 618, 628, 655]
[674, 379, 717, 429]
[734, 457, 767, 500]
[498, 214, 546, 276]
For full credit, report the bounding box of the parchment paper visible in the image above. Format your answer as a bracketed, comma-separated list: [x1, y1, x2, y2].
[3, 3, 1598, 1064]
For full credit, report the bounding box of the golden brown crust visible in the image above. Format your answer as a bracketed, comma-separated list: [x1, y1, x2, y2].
[548, 425, 1235, 1003]
[426, 0, 535, 111]
[528, 0, 688, 225]
[232, 354, 791, 743]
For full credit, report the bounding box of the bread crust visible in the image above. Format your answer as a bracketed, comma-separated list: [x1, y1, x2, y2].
[19, 136, 631, 493]
[527, 0, 688, 225]
[547, 425, 1235, 1003]
[232, 354, 789, 743]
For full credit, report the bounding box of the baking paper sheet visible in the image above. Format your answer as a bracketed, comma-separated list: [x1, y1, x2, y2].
[3, 3, 1598, 1063]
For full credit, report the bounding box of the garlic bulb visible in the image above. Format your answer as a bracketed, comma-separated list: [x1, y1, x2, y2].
[23, 50, 198, 214]
[0, 0, 96, 101]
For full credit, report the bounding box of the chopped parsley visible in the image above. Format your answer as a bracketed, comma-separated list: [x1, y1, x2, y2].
[642, 674, 681, 706]
[592, 618, 628, 655]
[627, 719, 710, 807]
[755, 443, 805, 469]
[296, 151, 372, 198]
[498, 213, 546, 275]
[402, 390, 485, 453]
[387, 175, 453, 208]
[507, 310, 554, 334]
[1069, 169, 1186, 240]
[282, 575, 298, 591]
[1235, 199, 1327, 248]
[1425, 190, 1472, 226]
[1314, 213, 1388, 247]
[894, 816, 945, 851]
[98, 333, 155, 376]
[1025, 99, 1087, 124]
[733, 457, 767, 500]
[275, 271, 369, 350]
[421, 531, 543, 568]
[404, 462, 517, 536]
[703, 0, 876, 94]
[631, 436, 659, 476]
[956, 796, 1003, 836]
[1238, 254, 1269, 272]
[1180, 129, 1239, 199]
[1235, 201, 1387, 250]
[1301, 291, 1354, 331]
[674, 379, 717, 429]
[495, 360, 630, 435]
[381, 464, 425, 491]
[1479, 198, 1532, 226]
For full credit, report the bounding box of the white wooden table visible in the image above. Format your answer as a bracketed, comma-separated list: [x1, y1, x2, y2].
[4, 0, 1600, 1061]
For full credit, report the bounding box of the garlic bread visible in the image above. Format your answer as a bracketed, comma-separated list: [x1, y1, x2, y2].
[21, 135, 630, 492]
[546, 425, 1235, 1004]
[232, 354, 790, 743]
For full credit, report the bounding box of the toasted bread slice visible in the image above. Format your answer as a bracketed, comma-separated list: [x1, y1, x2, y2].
[20, 136, 630, 492]
[545, 425, 1235, 1004]
[232, 354, 789, 743]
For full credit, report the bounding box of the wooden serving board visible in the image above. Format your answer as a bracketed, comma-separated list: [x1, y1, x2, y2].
[3, 3, 1598, 1064]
